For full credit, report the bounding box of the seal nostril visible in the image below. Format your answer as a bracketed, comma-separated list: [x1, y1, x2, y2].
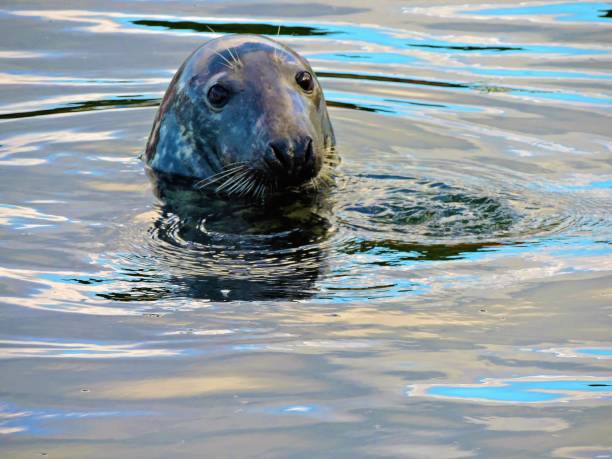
[269, 140, 292, 171]
[272, 145, 285, 166]
[304, 138, 313, 165]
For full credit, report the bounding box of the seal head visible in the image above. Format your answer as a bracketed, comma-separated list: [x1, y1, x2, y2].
[145, 34, 336, 198]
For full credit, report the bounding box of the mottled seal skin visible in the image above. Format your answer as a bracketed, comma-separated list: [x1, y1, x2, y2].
[145, 34, 337, 199]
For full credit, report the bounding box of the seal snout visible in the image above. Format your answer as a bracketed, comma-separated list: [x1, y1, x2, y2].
[264, 136, 319, 187]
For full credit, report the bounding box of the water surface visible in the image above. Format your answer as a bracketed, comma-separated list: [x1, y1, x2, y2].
[1, 1, 611, 457]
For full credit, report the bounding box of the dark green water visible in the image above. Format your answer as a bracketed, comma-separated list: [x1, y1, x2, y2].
[0, 1, 611, 457]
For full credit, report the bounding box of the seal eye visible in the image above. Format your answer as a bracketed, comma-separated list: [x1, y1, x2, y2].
[296, 71, 314, 92]
[207, 84, 230, 108]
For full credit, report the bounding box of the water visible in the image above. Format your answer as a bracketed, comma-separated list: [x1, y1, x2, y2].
[1, 1, 611, 457]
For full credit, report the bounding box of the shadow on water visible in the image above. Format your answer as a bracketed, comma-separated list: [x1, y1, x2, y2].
[326, 100, 387, 113]
[409, 44, 523, 52]
[130, 19, 334, 36]
[0, 96, 159, 120]
[340, 239, 504, 265]
[317, 71, 469, 89]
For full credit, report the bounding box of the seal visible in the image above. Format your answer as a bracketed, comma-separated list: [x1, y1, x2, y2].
[145, 34, 337, 200]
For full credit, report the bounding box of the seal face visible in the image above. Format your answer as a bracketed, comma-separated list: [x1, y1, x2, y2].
[145, 34, 337, 199]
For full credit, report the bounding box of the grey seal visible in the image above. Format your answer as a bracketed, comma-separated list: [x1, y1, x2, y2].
[144, 34, 337, 199]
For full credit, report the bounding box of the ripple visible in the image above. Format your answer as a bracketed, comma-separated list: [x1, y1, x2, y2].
[469, 3, 612, 24]
[89, 157, 611, 305]
[0, 94, 160, 120]
[553, 446, 612, 459]
[0, 72, 168, 87]
[337, 179, 517, 239]
[0, 204, 69, 229]
[333, 165, 605, 242]
[403, 2, 612, 25]
[0, 337, 190, 359]
[103, 190, 333, 302]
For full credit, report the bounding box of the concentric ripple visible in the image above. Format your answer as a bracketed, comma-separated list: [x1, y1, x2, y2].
[106, 190, 334, 302]
[333, 163, 611, 243]
[95, 159, 611, 305]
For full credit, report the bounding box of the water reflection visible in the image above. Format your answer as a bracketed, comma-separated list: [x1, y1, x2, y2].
[408, 376, 612, 403]
[105, 172, 334, 302]
[469, 3, 612, 24]
[1, 1, 611, 455]
[0, 203, 69, 228]
[0, 401, 148, 436]
[525, 346, 612, 360]
[67, 166, 610, 306]
[0, 337, 188, 359]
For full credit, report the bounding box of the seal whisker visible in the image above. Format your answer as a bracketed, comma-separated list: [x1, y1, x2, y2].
[311, 150, 337, 190]
[194, 163, 247, 189]
[254, 182, 265, 200]
[262, 182, 269, 199]
[226, 47, 242, 68]
[216, 168, 251, 193]
[213, 51, 234, 70]
[311, 176, 322, 191]
[226, 47, 236, 64]
[215, 176, 243, 194]
[246, 176, 259, 198]
[226, 170, 253, 195]
[317, 174, 334, 188]
[249, 175, 263, 198]
[208, 161, 248, 175]
[234, 175, 252, 196]
[200, 164, 246, 184]
[222, 160, 250, 170]
[273, 26, 281, 60]
[241, 176, 257, 197]
[215, 173, 248, 194]
[242, 175, 260, 197]
[196, 165, 246, 190]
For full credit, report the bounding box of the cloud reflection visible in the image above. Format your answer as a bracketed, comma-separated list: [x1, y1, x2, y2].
[0, 337, 188, 359]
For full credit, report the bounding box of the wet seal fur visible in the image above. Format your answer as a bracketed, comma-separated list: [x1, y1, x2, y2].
[145, 34, 337, 201]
